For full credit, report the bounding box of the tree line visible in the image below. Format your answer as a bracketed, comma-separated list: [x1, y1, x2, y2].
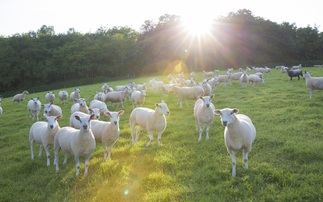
[0, 9, 322, 93]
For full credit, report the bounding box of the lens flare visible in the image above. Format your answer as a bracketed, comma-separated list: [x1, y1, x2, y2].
[124, 189, 129, 195]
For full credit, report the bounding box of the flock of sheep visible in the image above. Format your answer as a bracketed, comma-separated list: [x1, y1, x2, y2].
[2, 64, 322, 178]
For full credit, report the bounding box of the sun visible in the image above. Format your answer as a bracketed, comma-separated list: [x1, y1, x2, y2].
[182, 16, 213, 36]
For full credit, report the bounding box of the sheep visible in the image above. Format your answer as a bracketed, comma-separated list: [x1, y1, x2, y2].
[286, 68, 303, 80]
[42, 103, 62, 117]
[197, 80, 212, 96]
[160, 84, 174, 99]
[71, 98, 90, 114]
[94, 91, 106, 102]
[0, 96, 2, 117]
[252, 67, 261, 73]
[208, 76, 219, 90]
[167, 74, 173, 82]
[303, 71, 323, 99]
[89, 100, 109, 120]
[45, 92, 55, 103]
[292, 64, 302, 70]
[151, 80, 164, 94]
[214, 70, 219, 74]
[13, 90, 29, 105]
[240, 72, 249, 87]
[167, 85, 204, 108]
[203, 71, 214, 78]
[217, 74, 233, 86]
[239, 68, 243, 72]
[70, 88, 81, 105]
[178, 72, 184, 79]
[91, 110, 124, 160]
[130, 101, 170, 146]
[248, 75, 264, 87]
[29, 114, 62, 166]
[227, 68, 234, 73]
[264, 67, 271, 74]
[135, 83, 147, 91]
[213, 108, 256, 177]
[58, 91, 68, 105]
[149, 78, 156, 90]
[69, 109, 103, 128]
[105, 87, 133, 108]
[194, 95, 215, 141]
[281, 66, 288, 75]
[27, 97, 41, 121]
[246, 67, 251, 72]
[230, 72, 243, 85]
[54, 114, 96, 176]
[114, 81, 136, 91]
[185, 78, 196, 87]
[102, 83, 109, 94]
[190, 71, 195, 78]
[131, 90, 146, 108]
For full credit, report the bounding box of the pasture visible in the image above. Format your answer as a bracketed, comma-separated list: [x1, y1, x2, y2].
[1, 67, 323, 201]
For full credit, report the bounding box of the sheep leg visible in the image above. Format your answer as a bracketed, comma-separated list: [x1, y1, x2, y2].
[243, 150, 249, 170]
[75, 156, 80, 176]
[309, 88, 313, 99]
[206, 122, 211, 140]
[36, 110, 40, 121]
[84, 153, 92, 176]
[177, 98, 180, 105]
[180, 100, 183, 108]
[230, 151, 237, 177]
[107, 142, 115, 159]
[135, 126, 143, 142]
[132, 102, 135, 109]
[116, 102, 121, 108]
[38, 144, 43, 157]
[198, 122, 203, 142]
[130, 122, 136, 144]
[157, 131, 163, 146]
[185, 100, 188, 106]
[54, 145, 61, 171]
[146, 131, 153, 147]
[195, 117, 199, 132]
[110, 102, 114, 108]
[29, 110, 32, 119]
[30, 139, 34, 160]
[63, 153, 69, 165]
[44, 145, 51, 166]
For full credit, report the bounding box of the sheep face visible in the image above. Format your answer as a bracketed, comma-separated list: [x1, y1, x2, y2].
[44, 114, 62, 129]
[199, 95, 214, 108]
[89, 108, 104, 120]
[62, 91, 67, 96]
[77, 98, 89, 107]
[303, 71, 312, 78]
[43, 103, 53, 114]
[48, 92, 54, 97]
[74, 88, 80, 94]
[126, 87, 133, 94]
[155, 101, 170, 115]
[96, 92, 104, 101]
[140, 90, 146, 97]
[31, 97, 40, 105]
[75, 114, 94, 131]
[104, 110, 124, 125]
[24, 90, 29, 95]
[214, 108, 239, 127]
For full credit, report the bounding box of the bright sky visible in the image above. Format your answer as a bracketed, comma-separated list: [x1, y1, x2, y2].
[0, 0, 322, 36]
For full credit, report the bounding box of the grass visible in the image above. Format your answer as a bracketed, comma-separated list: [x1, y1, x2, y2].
[1, 68, 323, 201]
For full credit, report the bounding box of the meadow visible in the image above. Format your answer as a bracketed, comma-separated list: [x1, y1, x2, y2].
[1, 68, 323, 202]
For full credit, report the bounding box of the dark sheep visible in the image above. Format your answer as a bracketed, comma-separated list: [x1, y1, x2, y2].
[286, 68, 303, 80]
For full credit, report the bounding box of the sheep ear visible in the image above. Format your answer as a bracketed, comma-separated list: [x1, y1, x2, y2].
[161, 100, 165, 103]
[155, 103, 159, 107]
[31, 98, 33, 100]
[232, 109, 239, 114]
[119, 110, 124, 115]
[210, 94, 215, 99]
[44, 114, 48, 121]
[37, 97, 40, 100]
[199, 96, 204, 100]
[75, 115, 81, 121]
[104, 111, 111, 117]
[84, 98, 89, 101]
[56, 115, 62, 120]
[99, 108, 104, 112]
[213, 110, 221, 115]
[90, 114, 95, 120]
[309, 71, 312, 73]
[88, 108, 93, 113]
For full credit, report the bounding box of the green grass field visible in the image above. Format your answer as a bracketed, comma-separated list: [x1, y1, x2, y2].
[1, 68, 323, 201]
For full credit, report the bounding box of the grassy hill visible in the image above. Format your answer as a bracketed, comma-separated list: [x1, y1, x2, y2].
[1, 68, 323, 201]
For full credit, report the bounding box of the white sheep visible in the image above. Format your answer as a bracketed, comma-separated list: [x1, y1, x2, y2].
[130, 101, 170, 146]
[91, 110, 124, 160]
[71, 98, 90, 114]
[185, 78, 196, 87]
[131, 90, 146, 108]
[105, 87, 133, 108]
[168, 85, 204, 108]
[58, 91, 68, 104]
[230, 72, 243, 85]
[149, 78, 156, 90]
[27, 97, 41, 121]
[102, 83, 109, 94]
[54, 114, 96, 176]
[89, 100, 109, 120]
[281, 66, 288, 75]
[69, 109, 103, 128]
[167, 74, 173, 82]
[135, 83, 147, 91]
[240, 72, 249, 87]
[114, 81, 136, 91]
[239, 68, 243, 72]
[42, 103, 62, 117]
[70, 88, 81, 105]
[13, 90, 29, 105]
[194, 95, 215, 141]
[217, 74, 233, 86]
[0, 96, 3, 117]
[29, 114, 62, 166]
[208, 76, 219, 90]
[248, 75, 264, 87]
[151, 80, 164, 94]
[214, 70, 219, 74]
[214, 108, 256, 177]
[292, 64, 302, 70]
[178, 72, 184, 79]
[303, 71, 323, 99]
[197, 80, 212, 96]
[203, 71, 214, 78]
[246, 67, 251, 72]
[45, 92, 55, 103]
[190, 71, 195, 78]
[94, 91, 106, 102]
[160, 84, 174, 99]
[227, 68, 234, 73]
[264, 67, 271, 74]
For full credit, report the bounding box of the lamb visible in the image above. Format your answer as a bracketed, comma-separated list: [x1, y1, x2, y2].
[167, 85, 204, 108]
[281, 66, 288, 75]
[240, 72, 249, 87]
[194, 95, 215, 141]
[94, 91, 106, 102]
[135, 83, 147, 91]
[217, 74, 233, 86]
[151, 80, 164, 94]
[71, 98, 90, 114]
[149, 78, 156, 90]
[13, 90, 29, 105]
[203, 71, 214, 78]
[214, 70, 219, 74]
[239, 68, 243, 72]
[167, 74, 173, 82]
[69, 109, 103, 128]
[197, 80, 212, 96]
[190, 71, 195, 78]
[131, 90, 146, 108]
[101, 83, 109, 94]
[29, 114, 62, 166]
[185, 78, 196, 87]
[292, 64, 302, 70]
[213, 108, 256, 177]
[54, 114, 96, 176]
[208, 76, 219, 90]
[89, 100, 109, 120]
[45, 92, 55, 103]
[130, 101, 170, 146]
[264, 67, 271, 74]
[0, 96, 2, 117]
[105, 87, 133, 108]
[286, 68, 303, 80]
[27, 97, 41, 121]
[70, 88, 81, 105]
[58, 91, 68, 104]
[227, 68, 234, 73]
[230, 72, 243, 85]
[160, 84, 174, 99]
[91, 110, 124, 160]
[246, 67, 251, 72]
[114, 81, 136, 91]
[303, 71, 323, 99]
[248, 75, 264, 87]
[178, 72, 184, 79]
[42, 103, 62, 117]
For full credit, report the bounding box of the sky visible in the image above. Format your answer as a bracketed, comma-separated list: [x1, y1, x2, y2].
[0, 0, 322, 36]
